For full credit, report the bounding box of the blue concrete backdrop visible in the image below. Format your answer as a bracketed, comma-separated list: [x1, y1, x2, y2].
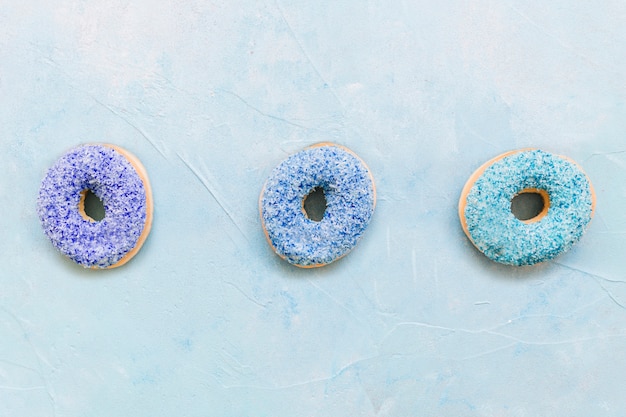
[2, 1, 626, 416]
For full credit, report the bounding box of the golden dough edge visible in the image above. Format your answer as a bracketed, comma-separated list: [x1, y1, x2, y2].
[101, 144, 154, 269]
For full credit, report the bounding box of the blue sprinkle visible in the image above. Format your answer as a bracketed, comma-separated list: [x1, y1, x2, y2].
[260, 144, 376, 267]
[37, 145, 148, 268]
[463, 149, 594, 266]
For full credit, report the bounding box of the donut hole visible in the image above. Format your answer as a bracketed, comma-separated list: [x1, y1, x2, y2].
[79, 189, 106, 222]
[511, 189, 550, 223]
[303, 187, 327, 222]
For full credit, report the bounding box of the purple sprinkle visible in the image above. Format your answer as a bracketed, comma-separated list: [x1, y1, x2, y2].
[37, 145, 148, 268]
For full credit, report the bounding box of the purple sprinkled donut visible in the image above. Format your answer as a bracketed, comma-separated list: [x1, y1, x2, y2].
[37, 144, 153, 268]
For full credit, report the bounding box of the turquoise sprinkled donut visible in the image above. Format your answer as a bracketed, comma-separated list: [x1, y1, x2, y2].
[37, 144, 153, 269]
[459, 149, 595, 266]
[260, 143, 376, 268]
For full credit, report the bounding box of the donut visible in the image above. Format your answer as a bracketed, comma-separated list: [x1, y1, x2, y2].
[37, 144, 153, 269]
[259, 143, 376, 268]
[458, 149, 595, 266]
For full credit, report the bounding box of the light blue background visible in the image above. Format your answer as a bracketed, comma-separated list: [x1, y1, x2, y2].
[2, 1, 626, 416]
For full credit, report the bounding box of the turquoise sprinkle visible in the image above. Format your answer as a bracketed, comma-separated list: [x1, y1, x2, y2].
[464, 149, 594, 266]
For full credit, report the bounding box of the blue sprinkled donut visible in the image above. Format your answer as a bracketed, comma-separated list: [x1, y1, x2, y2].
[37, 144, 153, 269]
[260, 143, 376, 268]
[459, 149, 595, 266]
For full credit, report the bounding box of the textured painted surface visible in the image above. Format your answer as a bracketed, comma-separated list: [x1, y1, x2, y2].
[463, 149, 594, 266]
[37, 145, 148, 268]
[260, 144, 375, 267]
[2, 1, 626, 416]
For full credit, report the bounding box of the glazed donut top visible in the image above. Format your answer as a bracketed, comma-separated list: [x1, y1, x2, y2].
[37, 144, 151, 268]
[461, 149, 595, 266]
[260, 144, 375, 267]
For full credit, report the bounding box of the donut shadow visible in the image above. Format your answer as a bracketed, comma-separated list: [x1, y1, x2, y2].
[467, 245, 558, 281]
[55, 252, 126, 279]
[453, 223, 556, 281]
[268, 248, 348, 280]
